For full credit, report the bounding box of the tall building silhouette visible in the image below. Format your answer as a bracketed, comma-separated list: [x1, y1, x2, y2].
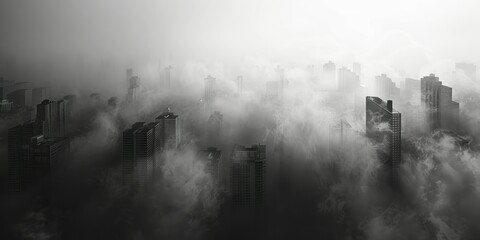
[374, 74, 400, 101]
[323, 61, 336, 83]
[164, 66, 172, 88]
[122, 122, 161, 189]
[404, 78, 420, 105]
[207, 111, 223, 145]
[204, 75, 216, 104]
[421, 74, 459, 131]
[126, 76, 140, 104]
[455, 62, 476, 81]
[198, 147, 222, 182]
[352, 62, 361, 77]
[231, 144, 266, 208]
[36, 99, 66, 138]
[338, 67, 359, 92]
[8, 121, 68, 192]
[155, 108, 180, 150]
[8, 122, 44, 192]
[28, 135, 70, 187]
[366, 97, 401, 184]
[235, 75, 243, 96]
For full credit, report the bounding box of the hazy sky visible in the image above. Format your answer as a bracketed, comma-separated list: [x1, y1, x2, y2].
[1, 0, 480, 75]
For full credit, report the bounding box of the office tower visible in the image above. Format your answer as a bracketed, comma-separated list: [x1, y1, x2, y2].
[7, 89, 32, 107]
[0, 99, 13, 112]
[323, 61, 336, 83]
[352, 62, 361, 76]
[231, 144, 266, 208]
[421, 74, 459, 131]
[329, 119, 356, 152]
[36, 99, 66, 138]
[338, 67, 360, 92]
[0, 78, 15, 100]
[404, 78, 420, 105]
[207, 111, 223, 143]
[63, 94, 76, 120]
[374, 74, 400, 101]
[122, 122, 160, 189]
[455, 62, 476, 81]
[204, 75, 216, 104]
[32, 87, 47, 106]
[28, 135, 70, 187]
[198, 147, 222, 182]
[235, 75, 243, 95]
[8, 122, 45, 192]
[155, 108, 180, 150]
[126, 76, 140, 104]
[276, 66, 286, 99]
[126, 68, 133, 84]
[366, 97, 401, 184]
[164, 66, 172, 88]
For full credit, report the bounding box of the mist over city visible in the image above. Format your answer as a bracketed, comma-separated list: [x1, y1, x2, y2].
[1, 0, 480, 239]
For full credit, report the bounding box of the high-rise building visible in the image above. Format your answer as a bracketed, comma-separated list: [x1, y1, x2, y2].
[122, 122, 161, 189]
[198, 147, 222, 182]
[155, 108, 180, 150]
[7, 89, 32, 107]
[36, 99, 66, 138]
[352, 62, 361, 77]
[374, 74, 400, 101]
[231, 144, 266, 208]
[421, 74, 459, 131]
[323, 61, 336, 83]
[28, 135, 70, 187]
[329, 119, 357, 152]
[164, 66, 172, 88]
[338, 67, 360, 92]
[0, 99, 13, 112]
[235, 75, 243, 96]
[404, 78, 420, 105]
[32, 87, 47, 106]
[207, 111, 223, 144]
[366, 97, 401, 184]
[8, 122, 43, 192]
[455, 62, 476, 81]
[204, 75, 216, 104]
[126, 76, 140, 104]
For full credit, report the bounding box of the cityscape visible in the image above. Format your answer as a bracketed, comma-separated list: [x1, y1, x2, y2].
[1, 1, 480, 240]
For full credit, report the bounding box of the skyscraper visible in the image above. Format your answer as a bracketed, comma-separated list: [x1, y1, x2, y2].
[155, 108, 180, 150]
[28, 135, 70, 187]
[207, 111, 223, 145]
[164, 66, 172, 88]
[374, 74, 400, 101]
[231, 144, 266, 208]
[352, 62, 361, 77]
[235, 75, 243, 96]
[323, 61, 336, 83]
[455, 62, 476, 81]
[126, 76, 140, 104]
[338, 67, 359, 92]
[36, 99, 66, 138]
[421, 74, 459, 131]
[122, 122, 160, 189]
[198, 147, 222, 182]
[8, 122, 43, 192]
[404, 78, 420, 105]
[204, 75, 216, 104]
[7, 88, 32, 107]
[366, 97, 401, 184]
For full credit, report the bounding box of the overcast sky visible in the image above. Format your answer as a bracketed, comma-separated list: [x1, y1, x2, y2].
[1, 0, 479, 77]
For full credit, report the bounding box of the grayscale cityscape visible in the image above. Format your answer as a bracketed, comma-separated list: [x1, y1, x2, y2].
[1, 0, 480, 239]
